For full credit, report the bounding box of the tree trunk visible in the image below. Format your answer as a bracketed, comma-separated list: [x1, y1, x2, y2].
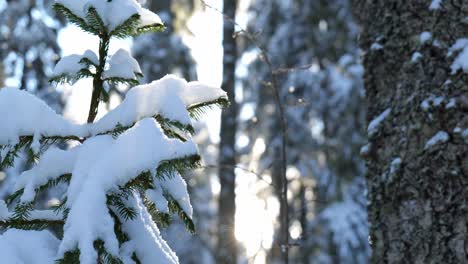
[355, 0, 468, 262]
[299, 182, 309, 264]
[216, 0, 238, 263]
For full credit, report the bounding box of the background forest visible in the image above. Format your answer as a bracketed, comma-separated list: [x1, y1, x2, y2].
[0, 0, 370, 263]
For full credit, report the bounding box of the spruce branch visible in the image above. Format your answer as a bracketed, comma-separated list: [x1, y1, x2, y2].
[94, 240, 124, 264]
[56, 248, 81, 264]
[109, 14, 141, 39]
[187, 97, 230, 120]
[0, 136, 33, 170]
[49, 68, 95, 85]
[8, 174, 72, 206]
[85, 6, 106, 34]
[107, 194, 137, 221]
[135, 24, 166, 35]
[143, 197, 172, 228]
[53, 3, 98, 35]
[156, 155, 202, 179]
[0, 218, 64, 230]
[167, 197, 195, 234]
[103, 76, 141, 87]
[109, 209, 130, 245]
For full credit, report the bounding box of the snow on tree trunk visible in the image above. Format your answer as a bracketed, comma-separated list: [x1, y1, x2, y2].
[355, 0, 468, 262]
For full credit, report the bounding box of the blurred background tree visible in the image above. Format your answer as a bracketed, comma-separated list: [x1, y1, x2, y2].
[239, 0, 370, 262]
[0, 0, 64, 110]
[0, 0, 371, 263]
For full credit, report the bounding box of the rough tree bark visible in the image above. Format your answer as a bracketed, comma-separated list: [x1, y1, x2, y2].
[216, 0, 238, 263]
[354, 0, 468, 262]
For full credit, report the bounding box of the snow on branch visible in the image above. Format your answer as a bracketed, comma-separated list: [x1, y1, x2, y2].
[46, 118, 198, 263]
[0, 229, 59, 264]
[50, 50, 98, 85]
[119, 193, 179, 264]
[54, 0, 164, 36]
[0, 88, 87, 147]
[91, 74, 228, 136]
[103, 49, 143, 86]
[0, 75, 227, 170]
[14, 147, 78, 203]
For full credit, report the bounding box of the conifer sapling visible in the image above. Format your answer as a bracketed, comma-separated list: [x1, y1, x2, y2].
[0, 0, 228, 263]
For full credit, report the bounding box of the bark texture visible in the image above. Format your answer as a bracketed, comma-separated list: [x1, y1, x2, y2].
[216, 0, 238, 263]
[355, 0, 468, 263]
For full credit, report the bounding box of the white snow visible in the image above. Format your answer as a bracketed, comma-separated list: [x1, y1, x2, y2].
[52, 50, 99, 81]
[119, 193, 179, 264]
[389, 158, 402, 175]
[359, 143, 370, 156]
[425, 131, 449, 150]
[0, 70, 226, 263]
[411, 52, 422, 62]
[462, 129, 468, 139]
[103, 49, 142, 80]
[158, 173, 193, 218]
[429, 0, 442, 10]
[448, 38, 468, 56]
[0, 229, 59, 264]
[91, 74, 227, 135]
[83, 49, 99, 65]
[370, 43, 383, 50]
[420, 32, 432, 44]
[57, 118, 197, 263]
[448, 38, 468, 74]
[0, 88, 87, 146]
[51, 54, 84, 80]
[421, 95, 444, 111]
[15, 147, 79, 203]
[146, 188, 169, 213]
[0, 200, 62, 222]
[138, 7, 163, 27]
[56, 0, 162, 32]
[0, 200, 11, 220]
[368, 108, 391, 136]
[28, 209, 63, 221]
[445, 98, 456, 109]
[31, 132, 41, 155]
[0, 75, 226, 147]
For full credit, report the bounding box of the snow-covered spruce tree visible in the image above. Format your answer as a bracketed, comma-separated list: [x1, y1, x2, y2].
[0, 0, 228, 263]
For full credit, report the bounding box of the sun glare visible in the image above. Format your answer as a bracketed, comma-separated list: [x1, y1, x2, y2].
[235, 169, 276, 263]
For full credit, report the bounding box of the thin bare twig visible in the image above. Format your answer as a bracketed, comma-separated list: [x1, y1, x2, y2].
[201, 164, 274, 187]
[273, 63, 316, 74]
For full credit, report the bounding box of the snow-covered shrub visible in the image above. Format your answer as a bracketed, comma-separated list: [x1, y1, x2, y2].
[0, 1, 228, 263]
